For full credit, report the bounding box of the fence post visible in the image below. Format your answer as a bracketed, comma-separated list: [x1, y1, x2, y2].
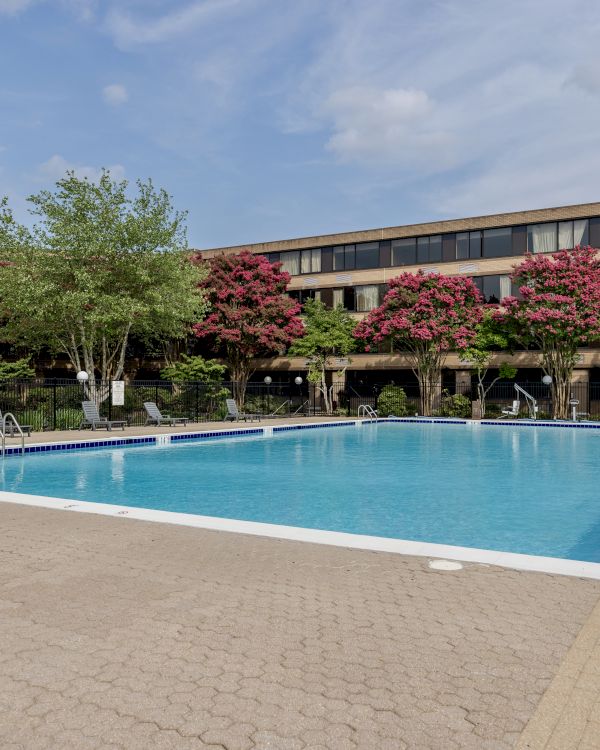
[195, 382, 199, 422]
[108, 380, 112, 421]
[52, 380, 57, 431]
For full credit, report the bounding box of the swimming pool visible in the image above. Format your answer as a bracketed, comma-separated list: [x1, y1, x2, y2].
[1, 421, 599, 565]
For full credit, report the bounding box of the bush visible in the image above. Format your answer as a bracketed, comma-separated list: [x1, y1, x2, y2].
[484, 402, 502, 418]
[436, 391, 472, 418]
[376, 385, 410, 417]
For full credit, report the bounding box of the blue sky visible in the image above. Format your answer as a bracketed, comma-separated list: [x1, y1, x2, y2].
[1, 0, 600, 248]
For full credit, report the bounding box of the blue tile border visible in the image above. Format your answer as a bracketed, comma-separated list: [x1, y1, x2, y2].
[481, 420, 600, 430]
[3, 416, 600, 458]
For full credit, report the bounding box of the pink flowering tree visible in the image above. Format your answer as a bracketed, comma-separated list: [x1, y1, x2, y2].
[500, 245, 600, 419]
[355, 273, 483, 415]
[193, 250, 304, 406]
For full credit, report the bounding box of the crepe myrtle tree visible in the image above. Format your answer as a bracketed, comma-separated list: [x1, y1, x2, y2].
[355, 272, 483, 416]
[499, 245, 600, 419]
[288, 298, 357, 415]
[193, 250, 304, 407]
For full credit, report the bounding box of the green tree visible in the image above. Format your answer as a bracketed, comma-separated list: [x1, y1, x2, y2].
[288, 299, 356, 414]
[0, 171, 206, 397]
[160, 354, 226, 383]
[462, 312, 517, 418]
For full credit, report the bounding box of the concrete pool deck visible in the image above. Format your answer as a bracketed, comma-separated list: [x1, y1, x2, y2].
[1, 502, 599, 749]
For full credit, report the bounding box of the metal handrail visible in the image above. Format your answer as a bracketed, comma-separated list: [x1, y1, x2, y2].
[292, 400, 309, 416]
[358, 404, 379, 421]
[267, 399, 291, 417]
[1, 412, 25, 456]
[514, 384, 538, 420]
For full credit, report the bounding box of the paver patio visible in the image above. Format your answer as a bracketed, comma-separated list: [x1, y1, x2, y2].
[1, 502, 599, 749]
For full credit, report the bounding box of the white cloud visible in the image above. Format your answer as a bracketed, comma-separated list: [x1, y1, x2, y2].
[322, 86, 453, 167]
[105, 0, 250, 47]
[0, 0, 37, 15]
[38, 155, 125, 183]
[102, 83, 128, 106]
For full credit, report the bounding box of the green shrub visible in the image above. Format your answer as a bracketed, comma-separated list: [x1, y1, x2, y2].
[436, 391, 472, 418]
[483, 402, 502, 418]
[376, 385, 410, 417]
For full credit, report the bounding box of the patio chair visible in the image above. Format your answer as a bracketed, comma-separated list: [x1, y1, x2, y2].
[499, 400, 520, 418]
[224, 398, 261, 422]
[80, 401, 127, 431]
[144, 401, 189, 427]
[0, 410, 32, 437]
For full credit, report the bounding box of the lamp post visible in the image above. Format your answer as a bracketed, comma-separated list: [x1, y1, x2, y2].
[294, 376, 303, 414]
[263, 375, 272, 415]
[542, 374, 552, 418]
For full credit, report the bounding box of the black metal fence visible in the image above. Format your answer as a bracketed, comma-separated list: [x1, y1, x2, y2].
[0, 379, 597, 431]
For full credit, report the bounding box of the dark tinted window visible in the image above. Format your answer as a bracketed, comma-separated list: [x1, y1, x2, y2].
[355, 242, 379, 269]
[333, 246, 345, 271]
[483, 227, 513, 257]
[429, 235, 442, 262]
[456, 233, 469, 260]
[391, 238, 416, 266]
[417, 237, 429, 264]
[469, 231, 482, 258]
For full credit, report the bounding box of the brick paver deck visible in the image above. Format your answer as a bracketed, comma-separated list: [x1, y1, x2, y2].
[1, 503, 599, 749]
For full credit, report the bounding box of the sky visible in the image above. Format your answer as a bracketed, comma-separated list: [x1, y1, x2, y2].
[1, 0, 600, 249]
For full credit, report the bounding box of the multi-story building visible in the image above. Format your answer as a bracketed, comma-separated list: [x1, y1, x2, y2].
[200, 202, 600, 391]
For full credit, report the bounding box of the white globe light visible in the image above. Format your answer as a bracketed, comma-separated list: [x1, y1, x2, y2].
[542, 375, 552, 385]
[263, 376, 272, 385]
[76, 371, 89, 382]
[294, 377, 303, 386]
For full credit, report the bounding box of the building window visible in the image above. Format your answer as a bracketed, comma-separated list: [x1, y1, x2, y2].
[300, 248, 321, 274]
[333, 244, 356, 271]
[288, 289, 321, 306]
[280, 250, 300, 275]
[391, 238, 416, 266]
[483, 227, 513, 258]
[473, 274, 513, 303]
[355, 285, 381, 312]
[332, 288, 344, 308]
[558, 219, 589, 249]
[429, 235, 442, 262]
[527, 222, 557, 253]
[457, 231, 482, 259]
[355, 242, 380, 269]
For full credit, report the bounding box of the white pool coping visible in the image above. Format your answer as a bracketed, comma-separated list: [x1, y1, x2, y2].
[2, 489, 599, 581]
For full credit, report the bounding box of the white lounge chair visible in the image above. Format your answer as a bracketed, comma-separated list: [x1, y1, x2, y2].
[224, 398, 260, 422]
[500, 400, 520, 418]
[80, 401, 127, 431]
[144, 401, 189, 426]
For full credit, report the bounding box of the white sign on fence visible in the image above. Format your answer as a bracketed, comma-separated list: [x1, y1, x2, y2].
[111, 380, 125, 406]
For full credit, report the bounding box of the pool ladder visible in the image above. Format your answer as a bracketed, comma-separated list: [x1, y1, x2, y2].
[0, 413, 25, 457]
[358, 404, 379, 422]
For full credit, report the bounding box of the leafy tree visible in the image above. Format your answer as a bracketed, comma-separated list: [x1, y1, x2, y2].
[500, 246, 600, 419]
[355, 272, 482, 415]
[160, 354, 226, 383]
[0, 172, 206, 398]
[462, 311, 517, 418]
[288, 299, 356, 414]
[193, 251, 303, 406]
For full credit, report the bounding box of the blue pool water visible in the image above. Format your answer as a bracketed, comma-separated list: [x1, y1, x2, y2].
[2, 423, 600, 562]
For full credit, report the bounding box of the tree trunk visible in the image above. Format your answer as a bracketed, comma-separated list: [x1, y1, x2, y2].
[542, 344, 577, 420]
[228, 349, 252, 409]
[411, 343, 444, 416]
